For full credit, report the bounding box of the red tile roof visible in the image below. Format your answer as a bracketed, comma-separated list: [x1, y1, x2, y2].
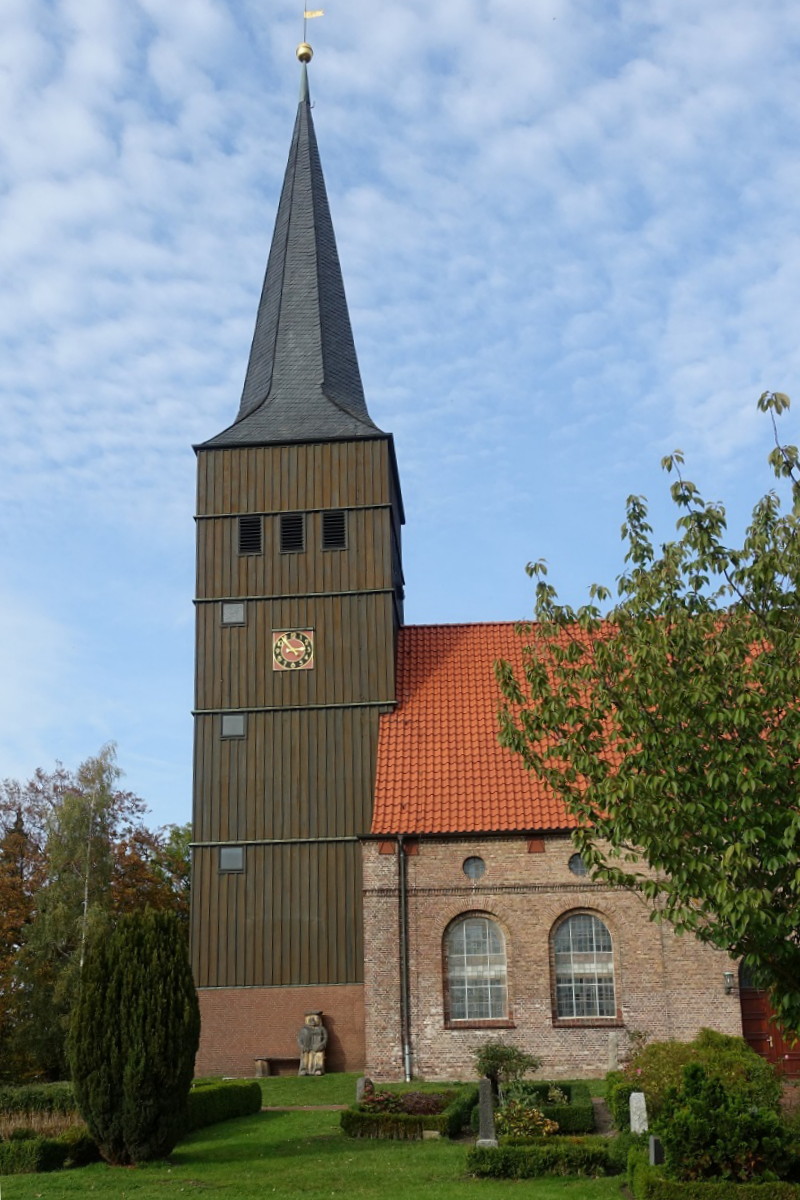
[372, 622, 580, 836]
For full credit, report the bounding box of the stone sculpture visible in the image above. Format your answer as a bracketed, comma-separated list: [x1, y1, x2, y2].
[297, 1010, 328, 1076]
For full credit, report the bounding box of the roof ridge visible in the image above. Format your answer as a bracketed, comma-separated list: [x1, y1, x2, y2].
[400, 620, 533, 630]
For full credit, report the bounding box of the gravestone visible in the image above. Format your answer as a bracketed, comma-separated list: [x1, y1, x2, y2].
[475, 1076, 498, 1149]
[630, 1091, 648, 1134]
[649, 1135, 664, 1166]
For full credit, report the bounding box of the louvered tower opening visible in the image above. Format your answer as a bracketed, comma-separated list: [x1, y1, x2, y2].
[280, 512, 305, 553]
[238, 515, 262, 555]
[322, 509, 347, 550]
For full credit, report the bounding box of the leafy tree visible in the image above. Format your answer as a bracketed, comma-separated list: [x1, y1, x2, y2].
[0, 747, 191, 1079]
[473, 1040, 541, 1097]
[496, 393, 800, 1033]
[68, 908, 200, 1164]
[0, 811, 41, 1080]
[110, 821, 192, 923]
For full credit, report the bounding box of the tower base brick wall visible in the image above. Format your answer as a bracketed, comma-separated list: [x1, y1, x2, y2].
[364, 836, 743, 1081]
[196, 984, 365, 1077]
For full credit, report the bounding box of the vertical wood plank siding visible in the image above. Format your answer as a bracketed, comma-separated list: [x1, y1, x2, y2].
[190, 841, 364, 987]
[192, 438, 399, 989]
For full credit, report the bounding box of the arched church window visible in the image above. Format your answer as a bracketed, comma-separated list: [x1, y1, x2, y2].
[552, 912, 616, 1019]
[445, 914, 507, 1022]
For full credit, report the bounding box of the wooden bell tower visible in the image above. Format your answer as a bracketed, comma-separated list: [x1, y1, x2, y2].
[190, 56, 404, 1074]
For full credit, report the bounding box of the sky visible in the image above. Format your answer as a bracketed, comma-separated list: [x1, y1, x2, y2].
[2, 0, 799, 830]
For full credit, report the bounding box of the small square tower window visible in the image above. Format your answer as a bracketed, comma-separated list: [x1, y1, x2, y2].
[238, 515, 262, 555]
[221, 713, 246, 739]
[280, 512, 305, 553]
[221, 602, 245, 626]
[219, 846, 244, 873]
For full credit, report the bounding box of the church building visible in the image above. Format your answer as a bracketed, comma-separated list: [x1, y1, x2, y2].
[190, 50, 784, 1080]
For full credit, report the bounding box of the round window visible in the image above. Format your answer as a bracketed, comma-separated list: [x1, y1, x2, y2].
[462, 856, 486, 880]
[568, 853, 588, 877]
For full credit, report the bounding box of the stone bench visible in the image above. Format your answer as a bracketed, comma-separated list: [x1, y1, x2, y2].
[254, 1056, 301, 1078]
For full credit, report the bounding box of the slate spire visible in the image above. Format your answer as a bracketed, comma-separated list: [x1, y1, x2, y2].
[202, 61, 382, 448]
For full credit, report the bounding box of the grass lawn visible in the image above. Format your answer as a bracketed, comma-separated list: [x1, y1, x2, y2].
[258, 1070, 363, 1105]
[1, 1092, 622, 1199]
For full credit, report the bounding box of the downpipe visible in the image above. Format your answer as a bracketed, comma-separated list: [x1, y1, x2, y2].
[397, 834, 413, 1081]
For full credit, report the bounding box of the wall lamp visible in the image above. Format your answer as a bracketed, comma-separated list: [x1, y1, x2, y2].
[723, 971, 735, 994]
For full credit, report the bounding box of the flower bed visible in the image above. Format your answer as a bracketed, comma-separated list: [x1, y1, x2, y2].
[470, 1079, 596, 1135]
[340, 1085, 478, 1140]
[504, 1079, 595, 1133]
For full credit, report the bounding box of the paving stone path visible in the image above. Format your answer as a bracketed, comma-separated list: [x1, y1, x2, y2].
[591, 1097, 615, 1136]
[262, 1104, 348, 1111]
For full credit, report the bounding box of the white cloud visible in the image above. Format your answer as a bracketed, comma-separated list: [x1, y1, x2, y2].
[0, 0, 798, 819]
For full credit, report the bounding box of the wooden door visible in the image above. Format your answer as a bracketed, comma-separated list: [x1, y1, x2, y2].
[739, 967, 800, 1076]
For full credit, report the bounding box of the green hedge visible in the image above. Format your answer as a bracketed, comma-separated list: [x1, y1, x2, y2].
[186, 1080, 262, 1131]
[0, 1136, 69, 1175]
[442, 1085, 479, 1139]
[628, 1148, 800, 1200]
[340, 1110, 441, 1140]
[607, 1070, 637, 1131]
[467, 1136, 615, 1179]
[341, 1086, 478, 1140]
[0, 1082, 76, 1117]
[0, 1081, 260, 1175]
[58, 1124, 102, 1167]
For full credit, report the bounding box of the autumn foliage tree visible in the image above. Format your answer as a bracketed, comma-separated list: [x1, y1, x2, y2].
[0, 745, 190, 1080]
[0, 812, 41, 1078]
[497, 393, 800, 1034]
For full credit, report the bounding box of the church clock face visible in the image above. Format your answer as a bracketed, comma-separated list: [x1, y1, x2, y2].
[272, 629, 314, 671]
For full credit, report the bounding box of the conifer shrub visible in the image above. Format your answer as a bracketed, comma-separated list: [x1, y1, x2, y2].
[607, 1029, 781, 1130]
[655, 1064, 791, 1183]
[68, 908, 200, 1165]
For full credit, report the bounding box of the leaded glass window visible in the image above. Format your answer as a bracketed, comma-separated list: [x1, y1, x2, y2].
[446, 915, 507, 1021]
[553, 913, 616, 1019]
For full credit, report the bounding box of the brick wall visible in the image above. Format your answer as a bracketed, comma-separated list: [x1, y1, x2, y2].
[363, 835, 742, 1080]
[196, 984, 366, 1077]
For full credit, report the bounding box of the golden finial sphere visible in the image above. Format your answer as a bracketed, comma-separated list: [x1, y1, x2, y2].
[296, 42, 313, 63]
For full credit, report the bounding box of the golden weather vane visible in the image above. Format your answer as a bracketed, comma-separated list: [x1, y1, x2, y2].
[298, 7, 324, 63]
